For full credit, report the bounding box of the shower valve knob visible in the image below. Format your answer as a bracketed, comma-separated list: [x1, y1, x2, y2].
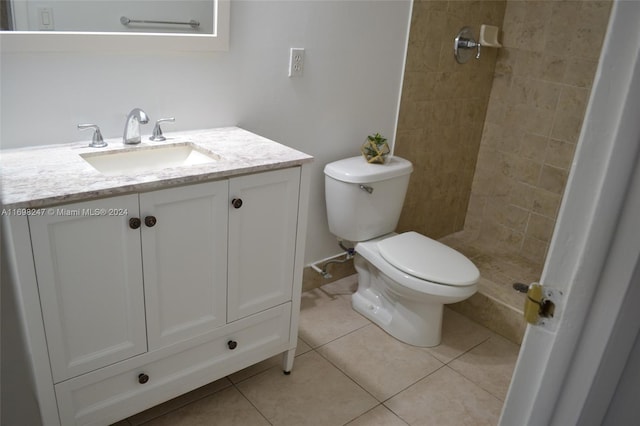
[231, 198, 243, 209]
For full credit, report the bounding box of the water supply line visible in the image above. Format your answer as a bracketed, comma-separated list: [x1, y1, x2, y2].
[310, 241, 356, 279]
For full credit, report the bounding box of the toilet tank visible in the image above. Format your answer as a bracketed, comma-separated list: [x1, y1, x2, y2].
[324, 155, 413, 242]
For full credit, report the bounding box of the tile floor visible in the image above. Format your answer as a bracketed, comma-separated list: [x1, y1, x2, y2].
[115, 275, 520, 426]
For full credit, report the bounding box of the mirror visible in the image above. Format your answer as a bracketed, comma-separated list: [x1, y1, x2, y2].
[0, 0, 229, 52]
[3, 0, 215, 34]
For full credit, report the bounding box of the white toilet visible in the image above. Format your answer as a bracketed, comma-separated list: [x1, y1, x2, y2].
[324, 155, 479, 347]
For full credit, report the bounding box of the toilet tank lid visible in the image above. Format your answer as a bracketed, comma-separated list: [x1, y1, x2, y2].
[324, 156, 413, 184]
[377, 232, 480, 286]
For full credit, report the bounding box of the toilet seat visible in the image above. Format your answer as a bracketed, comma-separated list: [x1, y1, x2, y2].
[355, 233, 479, 299]
[377, 232, 479, 286]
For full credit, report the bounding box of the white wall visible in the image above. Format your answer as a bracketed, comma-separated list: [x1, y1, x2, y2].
[0, 0, 412, 264]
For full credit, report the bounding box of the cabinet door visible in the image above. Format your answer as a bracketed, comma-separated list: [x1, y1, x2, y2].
[228, 168, 300, 321]
[29, 195, 146, 382]
[140, 181, 229, 349]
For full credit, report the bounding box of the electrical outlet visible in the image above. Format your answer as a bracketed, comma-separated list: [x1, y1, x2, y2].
[38, 8, 55, 30]
[288, 48, 305, 78]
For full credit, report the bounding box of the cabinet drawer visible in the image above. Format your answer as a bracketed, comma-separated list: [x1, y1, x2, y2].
[55, 303, 292, 426]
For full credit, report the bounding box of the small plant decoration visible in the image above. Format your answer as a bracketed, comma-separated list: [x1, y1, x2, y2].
[361, 132, 390, 164]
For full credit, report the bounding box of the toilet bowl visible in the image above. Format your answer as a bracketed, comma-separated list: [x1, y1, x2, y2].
[324, 156, 479, 347]
[352, 231, 478, 347]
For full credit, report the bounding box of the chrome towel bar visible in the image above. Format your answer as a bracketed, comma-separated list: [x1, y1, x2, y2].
[120, 16, 200, 29]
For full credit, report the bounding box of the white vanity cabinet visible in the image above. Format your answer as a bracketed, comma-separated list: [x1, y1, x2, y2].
[8, 166, 307, 425]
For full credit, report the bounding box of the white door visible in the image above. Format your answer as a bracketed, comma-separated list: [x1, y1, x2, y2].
[227, 168, 300, 321]
[141, 181, 229, 349]
[501, 3, 640, 424]
[29, 195, 147, 382]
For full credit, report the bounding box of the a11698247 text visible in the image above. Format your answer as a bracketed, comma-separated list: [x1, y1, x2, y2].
[1, 208, 129, 217]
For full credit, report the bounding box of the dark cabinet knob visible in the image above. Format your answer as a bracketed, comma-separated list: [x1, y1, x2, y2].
[138, 373, 149, 384]
[231, 198, 243, 209]
[227, 340, 238, 350]
[145, 216, 157, 227]
[129, 218, 141, 229]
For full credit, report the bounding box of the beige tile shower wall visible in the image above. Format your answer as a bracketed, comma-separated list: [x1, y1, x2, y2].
[395, 0, 507, 239]
[466, 0, 612, 264]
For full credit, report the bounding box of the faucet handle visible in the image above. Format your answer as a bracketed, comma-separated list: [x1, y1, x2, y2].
[150, 117, 175, 142]
[78, 124, 107, 148]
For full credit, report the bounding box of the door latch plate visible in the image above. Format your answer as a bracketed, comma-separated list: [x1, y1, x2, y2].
[524, 283, 556, 325]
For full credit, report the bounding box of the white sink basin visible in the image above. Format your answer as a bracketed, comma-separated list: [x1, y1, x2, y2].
[81, 142, 220, 175]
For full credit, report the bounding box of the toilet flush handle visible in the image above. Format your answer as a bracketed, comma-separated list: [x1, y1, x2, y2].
[359, 184, 374, 194]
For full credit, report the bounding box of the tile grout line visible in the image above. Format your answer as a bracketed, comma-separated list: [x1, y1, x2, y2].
[311, 346, 382, 410]
[444, 363, 507, 405]
[441, 335, 493, 366]
[308, 293, 501, 408]
[380, 363, 449, 404]
[232, 382, 274, 426]
[303, 316, 372, 351]
[341, 404, 411, 426]
[128, 380, 235, 425]
[445, 335, 512, 403]
[380, 364, 504, 425]
[313, 328, 459, 420]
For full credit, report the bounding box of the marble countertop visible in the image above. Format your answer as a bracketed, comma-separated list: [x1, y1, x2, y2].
[0, 127, 313, 208]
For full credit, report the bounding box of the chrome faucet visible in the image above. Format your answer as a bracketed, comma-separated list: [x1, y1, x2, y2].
[123, 108, 149, 144]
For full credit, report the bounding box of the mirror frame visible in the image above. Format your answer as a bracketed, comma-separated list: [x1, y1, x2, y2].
[0, 0, 229, 52]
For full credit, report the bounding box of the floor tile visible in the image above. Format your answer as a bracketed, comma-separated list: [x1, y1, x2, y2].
[449, 334, 520, 400]
[298, 287, 370, 348]
[318, 324, 444, 401]
[346, 405, 409, 426]
[423, 308, 493, 364]
[385, 366, 503, 426]
[140, 386, 269, 426]
[128, 378, 232, 425]
[236, 351, 378, 426]
[228, 338, 312, 384]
